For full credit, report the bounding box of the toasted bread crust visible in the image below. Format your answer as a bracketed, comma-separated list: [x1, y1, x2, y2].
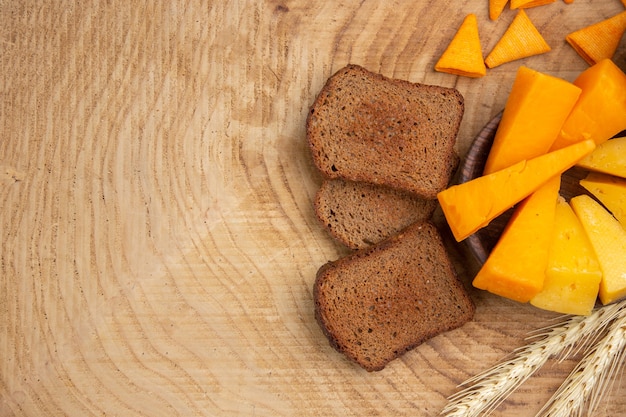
[314, 179, 437, 250]
[314, 221, 475, 371]
[307, 64, 463, 199]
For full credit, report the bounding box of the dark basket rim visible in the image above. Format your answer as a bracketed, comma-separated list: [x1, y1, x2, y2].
[457, 111, 502, 265]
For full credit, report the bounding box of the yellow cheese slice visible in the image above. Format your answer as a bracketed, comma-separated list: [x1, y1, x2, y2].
[577, 137, 626, 179]
[571, 194, 626, 305]
[530, 197, 602, 315]
[580, 172, 626, 228]
[438, 139, 595, 242]
[473, 176, 560, 303]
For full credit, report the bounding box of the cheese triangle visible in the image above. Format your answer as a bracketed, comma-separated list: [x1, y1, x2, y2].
[437, 139, 595, 242]
[435, 14, 486, 78]
[485, 9, 551, 68]
[489, 0, 509, 20]
[566, 10, 626, 65]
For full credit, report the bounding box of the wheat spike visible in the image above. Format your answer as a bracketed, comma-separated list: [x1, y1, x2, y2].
[535, 308, 626, 417]
[441, 300, 626, 417]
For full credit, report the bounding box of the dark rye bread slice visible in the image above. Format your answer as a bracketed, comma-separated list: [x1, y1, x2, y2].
[307, 64, 464, 199]
[314, 221, 475, 372]
[314, 178, 438, 250]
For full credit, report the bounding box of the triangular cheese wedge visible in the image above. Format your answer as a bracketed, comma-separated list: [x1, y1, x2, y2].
[437, 139, 595, 242]
[483, 66, 581, 174]
[511, 0, 556, 9]
[566, 10, 626, 65]
[490, 0, 509, 20]
[435, 14, 486, 78]
[485, 9, 551, 68]
[473, 176, 560, 303]
[551, 59, 626, 150]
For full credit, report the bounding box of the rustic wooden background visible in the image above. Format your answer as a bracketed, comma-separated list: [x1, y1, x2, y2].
[1, 1, 625, 416]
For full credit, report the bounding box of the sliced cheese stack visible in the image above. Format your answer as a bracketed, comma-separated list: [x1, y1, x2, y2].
[572, 139, 626, 308]
[438, 59, 626, 313]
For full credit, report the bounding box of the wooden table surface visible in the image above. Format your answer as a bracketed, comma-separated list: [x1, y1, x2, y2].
[1, 1, 625, 416]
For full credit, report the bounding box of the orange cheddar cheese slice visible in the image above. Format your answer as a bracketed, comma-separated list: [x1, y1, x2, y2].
[437, 139, 595, 242]
[551, 59, 626, 150]
[483, 66, 581, 174]
[473, 176, 560, 303]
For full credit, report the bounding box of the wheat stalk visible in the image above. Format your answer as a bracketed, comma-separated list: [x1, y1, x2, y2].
[535, 310, 626, 417]
[440, 300, 626, 417]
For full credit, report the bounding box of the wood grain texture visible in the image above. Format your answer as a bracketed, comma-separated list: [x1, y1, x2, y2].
[1, 1, 625, 416]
